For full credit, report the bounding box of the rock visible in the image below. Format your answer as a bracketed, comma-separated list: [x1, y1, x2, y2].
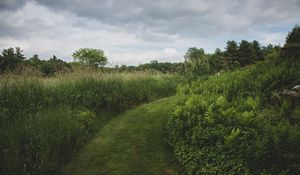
[282, 89, 300, 98]
[292, 85, 300, 94]
[282, 85, 300, 98]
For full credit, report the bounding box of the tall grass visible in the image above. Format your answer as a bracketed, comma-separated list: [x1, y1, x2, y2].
[0, 71, 182, 175]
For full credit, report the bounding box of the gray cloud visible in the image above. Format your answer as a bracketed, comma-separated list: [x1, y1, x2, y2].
[33, 0, 300, 38]
[1, 0, 300, 39]
[0, 0, 299, 65]
[0, 0, 28, 10]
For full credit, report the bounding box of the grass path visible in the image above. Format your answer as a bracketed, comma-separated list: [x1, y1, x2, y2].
[63, 97, 183, 175]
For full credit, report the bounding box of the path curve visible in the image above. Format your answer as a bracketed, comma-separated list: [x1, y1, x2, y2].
[63, 97, 183, 175]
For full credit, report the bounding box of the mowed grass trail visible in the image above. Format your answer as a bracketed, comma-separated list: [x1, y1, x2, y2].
[63, 97, 183, 175]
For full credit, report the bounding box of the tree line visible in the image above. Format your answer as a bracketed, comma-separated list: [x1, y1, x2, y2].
[184, 25, 300, 77]
[0, 48, 71, 76]
[114, 60, 185, 74]
[184, 41, 281, 77]
[0, 42, 285, 77]
[0, 47, 185, 76]
[1, 25, 299, 76]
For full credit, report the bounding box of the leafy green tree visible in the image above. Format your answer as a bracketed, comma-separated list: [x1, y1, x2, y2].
[72, 48, 108, 67]
[184, 47, 205, 62]
[28, 54, 41, 67]
[150, 60, 159, 65]
[0, 47, 25, 73]
[184, 47, 210, 76]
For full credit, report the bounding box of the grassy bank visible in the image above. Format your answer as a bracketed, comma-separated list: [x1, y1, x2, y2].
[167, 58, 300, 174]
[0, 71, 182, 175]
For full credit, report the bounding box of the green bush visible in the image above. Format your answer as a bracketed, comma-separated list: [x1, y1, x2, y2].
[167, 58, 300, 174]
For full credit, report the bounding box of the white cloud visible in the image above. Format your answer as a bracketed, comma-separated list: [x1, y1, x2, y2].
[163, 48, 177, 55]
[0, 1, 190, 65]
[0, 0, 299, 65]
[258, 32, 285, 46]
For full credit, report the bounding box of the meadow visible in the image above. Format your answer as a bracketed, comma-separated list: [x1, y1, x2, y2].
[1, 25, 299, 175]
[0, 71, 182, 175]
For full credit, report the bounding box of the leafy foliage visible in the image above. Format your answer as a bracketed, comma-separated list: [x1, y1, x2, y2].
[184, 47, 210, 76]
[167, 58, 300, 174]
[72, 48, 108, 67]
[0, 47, 25, 73]
[27, 55, 71, 76]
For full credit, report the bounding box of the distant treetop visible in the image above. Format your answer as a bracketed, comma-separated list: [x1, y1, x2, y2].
[282, 25, 300, 58]
[72, 48, 108, 67]
[285, 25, 300, 47]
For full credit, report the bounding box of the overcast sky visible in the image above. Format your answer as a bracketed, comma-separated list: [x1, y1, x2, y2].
[0, 0, 299, 65]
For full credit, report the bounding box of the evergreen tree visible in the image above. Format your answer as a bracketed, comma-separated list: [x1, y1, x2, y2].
[251, 40, 263, 61]
[209, 48, 226, 73]
[285, 24, 300, 46]
[238, 40, 254, 66]
[283, 25, 300, 58]
[224, 40, 239, 70]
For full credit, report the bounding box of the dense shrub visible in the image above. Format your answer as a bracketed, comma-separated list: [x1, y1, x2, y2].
[167, 58, 300, 174]
[0, 72, 182, 175]
[0, 47, 25, 73]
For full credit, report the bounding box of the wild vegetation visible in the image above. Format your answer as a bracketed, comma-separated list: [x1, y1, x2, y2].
[167, 25, 300, 174]
[0, 71, 181, 175]
[0, 25, 299, 175]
